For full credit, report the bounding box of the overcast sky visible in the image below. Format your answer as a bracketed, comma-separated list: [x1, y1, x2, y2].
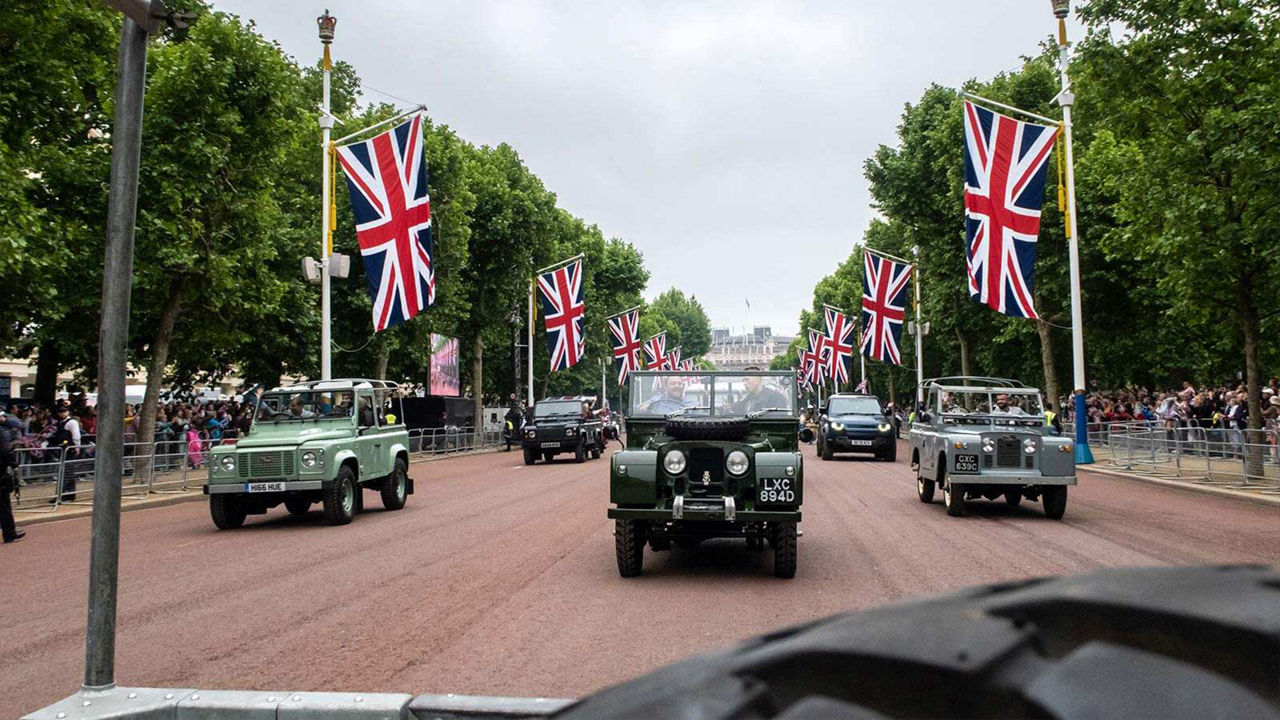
[215, 1, 1082, 335]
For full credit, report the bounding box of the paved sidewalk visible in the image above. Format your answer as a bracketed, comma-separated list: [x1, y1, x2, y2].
[14, 445, 505, 527]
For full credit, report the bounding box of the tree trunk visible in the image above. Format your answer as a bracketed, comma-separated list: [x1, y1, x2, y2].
[135, 283, 184, 475]
[472, 331, 484, 448]
[1238, 287, 1265, 479]
[33, 340, 60, 406]
[375, 343, 389, 381]
[1035, 318, 1059, 413]
[955, 328, 972, 379]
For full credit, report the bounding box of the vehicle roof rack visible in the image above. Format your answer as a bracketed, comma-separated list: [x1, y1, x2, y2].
[271, 378, 402, 392]
[921, 376, 1028, 389]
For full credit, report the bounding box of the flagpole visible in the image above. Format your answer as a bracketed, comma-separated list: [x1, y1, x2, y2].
[318, 11, 335, 381]
[913, 246, 925, 409]
[1052, 1, 1093, 464]
[527, 278, 534, 408]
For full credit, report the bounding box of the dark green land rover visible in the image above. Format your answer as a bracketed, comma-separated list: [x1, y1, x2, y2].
[609, 370, 811, 578]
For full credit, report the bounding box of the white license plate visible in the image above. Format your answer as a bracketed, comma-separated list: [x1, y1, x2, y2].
[540, 442, 560, 448]
[245, 482, 285, 493]
[847, 439, 873, 446]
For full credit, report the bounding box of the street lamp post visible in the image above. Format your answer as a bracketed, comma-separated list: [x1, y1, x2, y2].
[1050, 0, 1093, 464]
[318, 10, 336, 380]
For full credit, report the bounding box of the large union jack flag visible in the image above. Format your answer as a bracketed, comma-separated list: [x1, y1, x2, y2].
[860, 251, 912, 365]
[336, 114, 434, 332]
[823, 307, 856, 386]
[807, 329, 829, 387]
[536, 259, 586, 372]
[607, 308, 643, 386]
[963, 100, 1058, 319]
[643, 333, 667, 371]
[797, 345, 819, 389]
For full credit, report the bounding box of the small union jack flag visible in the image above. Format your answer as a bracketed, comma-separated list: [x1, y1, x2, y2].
[536, 258, 586, 372]
[860, 251, 912, 365]
[680, 358, 696, 372]
[643, 332, 667, 371]
[665, 346, 682, 372]
[607, 308, 643, 386]
[335, 113, 434, 332]
[807, 329, 828, 387]
[824, 307, 856, 386]
[963, 100, 1058, 319]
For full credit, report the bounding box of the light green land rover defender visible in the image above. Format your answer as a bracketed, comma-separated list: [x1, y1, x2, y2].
[205, 379, 412, 529]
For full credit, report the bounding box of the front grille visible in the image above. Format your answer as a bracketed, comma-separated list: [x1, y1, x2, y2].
[686, 447, 725, 497]
[238, 451, 295, 479]
[995, 437, 1022, 468]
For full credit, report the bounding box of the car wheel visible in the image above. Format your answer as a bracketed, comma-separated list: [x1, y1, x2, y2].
[283, 497, 311, 516]
[1004, 489, 1023, 508]
[380, 457, 408, 511]
[523, 447, 538, 465]
[575, 442, 586, 463]
[1042, 485, 1068, 520]
[323, 465, 358, 525]
[820, 441, 833, 461]
[772, 522, 797, 579]
[591, 441, 601, 460]
[615, 519, 645, 577]
[883, 442, 898, 462]
[543, 451, 555, 462]
[944, 479, 965, 517]
[917, 476, 936, 503]
[210, 495, 246, 530]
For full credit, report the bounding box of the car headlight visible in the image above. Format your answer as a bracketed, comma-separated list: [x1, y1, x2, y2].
[663, 450, 686, 475]
[878, 423, 892, 432]
[525, 429, 536, 439]
[301, 450, 318, 468]
[725, 450, 749, 476]
[566, 427, 577, 436]
[219, 455, 236, 472]
[830, 422, 845, 431]
[982, 440, 995, 453]
[1024, 439, 1037, 454]
[953, 441, 969, 449]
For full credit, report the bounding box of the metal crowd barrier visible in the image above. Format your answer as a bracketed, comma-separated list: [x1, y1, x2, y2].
[12, 429, 503, 513]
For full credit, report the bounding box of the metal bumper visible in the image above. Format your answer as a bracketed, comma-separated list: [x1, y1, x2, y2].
[524, 439, 577, 451]
[204, 480, 325, 495]
[827, 434, 893, 451]
[947, 473, 1077, 486]
[608, 503, 801, 523]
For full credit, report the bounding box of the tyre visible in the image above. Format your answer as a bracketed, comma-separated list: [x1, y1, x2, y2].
[820, 440, 833, 461]
[209, 495, 246, 530]
[575, 442, 586, 463]
[543, 451, 555, 462]
[882, 442, 898, 462]
[1004, 489, 1023, 508]
[615, 519, 645, 577]
[323, 465, 358, 525]
[917, 476, 936, 503]
[284, 497, 311, 516]
[380, 457, 408, 511]
[1042, 485, 1068, 520]
[772, 522, 797, 578]
[591, 441, 602, 460]
[523, 447, 538, 465]
[664, 416, 750, 442]
[944, 479, 965, 517]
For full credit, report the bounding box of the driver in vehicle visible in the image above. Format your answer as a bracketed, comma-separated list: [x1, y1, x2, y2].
[645, 376, 692, 415]
[289, 397, 314, 418]
[732, 367, 789, 414]
[942, 392, 967, 414]
[991, 393, 1026, 416]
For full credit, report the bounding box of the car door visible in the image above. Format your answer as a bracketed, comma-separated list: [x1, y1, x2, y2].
[356, 390, 380, 478]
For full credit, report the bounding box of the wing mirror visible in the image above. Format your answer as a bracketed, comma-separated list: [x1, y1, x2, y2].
[798, 427, 815, 444]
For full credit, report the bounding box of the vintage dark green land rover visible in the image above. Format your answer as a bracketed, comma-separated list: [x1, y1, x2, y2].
[609, 370, 812, 578]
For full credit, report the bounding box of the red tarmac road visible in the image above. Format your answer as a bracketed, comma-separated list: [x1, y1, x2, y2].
[4, 442, 1279, 717]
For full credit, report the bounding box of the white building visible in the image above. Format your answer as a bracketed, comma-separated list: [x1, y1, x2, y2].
[704, 326, 795, 371]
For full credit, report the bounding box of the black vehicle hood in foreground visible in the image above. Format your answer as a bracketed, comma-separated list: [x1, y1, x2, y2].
[556, 565, 1280, 719]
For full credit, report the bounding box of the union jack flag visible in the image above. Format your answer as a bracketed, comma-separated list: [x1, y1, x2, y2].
[665, 346, 682, 372]
[335, 114, 434, 332]
[797, 346, 819, 388]
[536, 259, 586, 372]
[643, 333, 667, 371]
[963, 100, 1058, 319]
[860, 251, 912, 365]
[807, 329, 828, 387]
[824, 307, 855, 386]
[607, 308, 643, 386]
[680, 358, 697, 372]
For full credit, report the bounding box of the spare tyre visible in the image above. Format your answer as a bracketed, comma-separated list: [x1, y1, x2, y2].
[664, 416, 750, 441]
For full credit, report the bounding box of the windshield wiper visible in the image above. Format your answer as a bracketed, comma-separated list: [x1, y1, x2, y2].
[667, 405, 711, 418]
[747, 407, 792, 419]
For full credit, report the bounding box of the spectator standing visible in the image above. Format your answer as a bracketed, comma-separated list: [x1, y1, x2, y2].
[1, 414, 24, 543]
[49, 405, 80, 503]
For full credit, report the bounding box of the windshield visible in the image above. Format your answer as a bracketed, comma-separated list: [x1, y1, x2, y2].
[936, 389, 1044, 416]
[629, 372, 796, 417]
[828, 396, 882, 416]
[535, 400, 585, 419]
[256, 389, 354, 423]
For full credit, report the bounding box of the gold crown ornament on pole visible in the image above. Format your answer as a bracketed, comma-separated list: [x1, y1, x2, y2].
[317, 9, 337, 44]
[1050, 0, 1070, 19]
